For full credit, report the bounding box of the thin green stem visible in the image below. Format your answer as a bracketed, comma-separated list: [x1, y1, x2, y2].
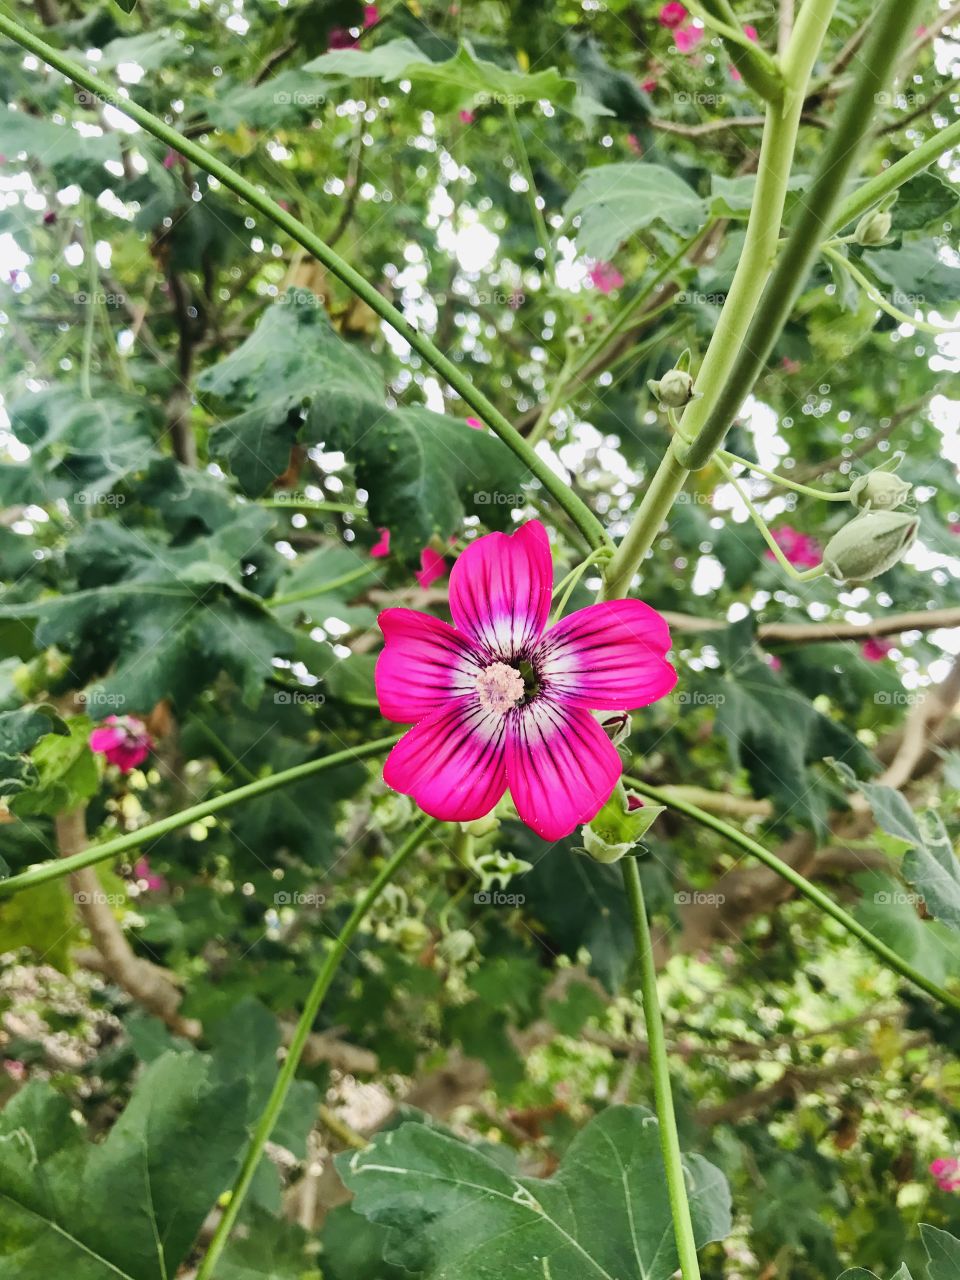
[80, 196, 98, 400]
[0, 735, 403, 898]
[824, 245, 960, 335]
[714, 454, 826, 582]
[258, 498, 366, 516]
[0, 11, 608, 553]
[268, 560, 381, 608]
[624, 776, 960, 1013]
[506, 103, 554, 276]
[830, 118, 960, 234]
[677, 0, 925, 470]
[688, 0, 785, 103]
[550, 547, 611, 622]
[196, 816, 436, 1280]
[621, 857, 702, 1280]
[717, 449, 852, 501]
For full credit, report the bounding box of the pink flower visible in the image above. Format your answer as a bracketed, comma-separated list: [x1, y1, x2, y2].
[949, 522, 960, 534]
[766, 654, 783, 672]
[134, 856, 168, 893]
[2, 1060, 26, 1081]
[730, 24, 758, 78]
[375, 520, 677, 840]
[465, 416, 483, 430]
[459, 109, 476, 124]
[162, 148, 178, 170]
[627, 130, 645, 151]
[89, 715, 154, 773]
[588, 261, 624, 293]
[674, 23, 704, 52]
[370, 527, 391, 558]
[765, 526, 821, 570]
[781, 356, 801, 374]
[328, 4, 378, 48]
[930, 1157, 960, 1191]
[861, 637, 894, 662]
[659, 2, 688, 28]
[415, 547, 447, 589]
[43, 210, 57, 225]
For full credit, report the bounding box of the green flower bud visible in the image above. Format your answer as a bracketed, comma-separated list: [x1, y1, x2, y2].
[822, 510, 918, 582]
[849, 469, 912, 511]
[854, 208, 893, 246]
[395, 918, 430, 952]
[648, 367, 696, 409]
[437, 929, 475, 964]
[581, 782, 665, 864]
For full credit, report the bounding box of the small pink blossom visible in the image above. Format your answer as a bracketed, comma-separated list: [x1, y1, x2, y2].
[588, 261, 624, 293]
[376, 520, 677, 840]
[134, 856, 168, 893]
[465, 417, 483, 430]
[949, 522, 960, 534]
[659, 2, 688, 28]
[162, 148, 178, 170]
[627, 131, 645, 152]
[2, 1060, 26, 1082]
[861, 637, 894, 663]
[370, 527, 391, 558]
[459, 109, 476, 124]
[930, 1157, 960, 1192]
[415, 547, 447, 589]
[730, 24, 758, 78]
[89, 715, 154, 773]
[915, 25, 928, 37]
[43, 210, 57, 225]
[328, 4, 378, 48]
[781, 356, 801, 374]
[674, 24, 704, 53]
[765, 526, 821, 570]
[766, 654, 783, 672]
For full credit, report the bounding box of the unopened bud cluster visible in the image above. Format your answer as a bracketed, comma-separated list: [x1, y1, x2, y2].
[824, 458, 917, 582]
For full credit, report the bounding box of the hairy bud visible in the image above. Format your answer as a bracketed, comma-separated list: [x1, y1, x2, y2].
[854, 208, 893, 247]
[822, 510, 918, 582]
[648, 367, 696, 409]
[581, 782, 665, 863]
[849, 469, 912, 511]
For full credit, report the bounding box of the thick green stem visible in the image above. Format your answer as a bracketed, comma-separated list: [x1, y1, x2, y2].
[621, 857, 702, 1280]
[678, 0, 924, 470]
[0, 12, 608, 553]
[830, 118, 960, 233]
[0, 734, 402, 897]
[196, 816, 435, 1280]
[602, 0, 838, 595]
[625, 777, 960, 1014]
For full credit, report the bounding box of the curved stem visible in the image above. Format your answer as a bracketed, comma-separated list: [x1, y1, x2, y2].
[268, 560, 381, 608]
[824, 245, 960, 335]
[717, 450, 852, 501]
[624, 776, 960, 1013]
[0, 734, 403, 898]
[621, 857, 702, 1280]
[196, 816, 436, 1280]
[714, 454, 827, 582]
[0, 11, 608, 553]
[258, 498, 366, 516]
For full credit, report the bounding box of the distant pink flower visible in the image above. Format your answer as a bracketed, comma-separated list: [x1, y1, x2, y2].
[162, 148, 178, 170]
[415, 547, 447, 589]
[781, 356, 801, 374]
[466, 417, 483, 430]
[915, 25, 928, 37]
[370, 527, 391, 558]
[766, 526, 821, 570]
[2, 1060, 25, 1081]
[376, 520, 677, 839]
[659, 2, 688, 28]
[89, 715, 154, 773]
[328, 4, 378, 48]
[862, 637, 894, 662]
[43, 210, 57, 225]
[277, 199, 290, 211]
[730, 24, 758, 78]
[588, 261, 624, 293]
[930, 1157, 960, 1192]
[949, 522, 960, 534]
[766, 654, 783, 672]
[674, 23, 704, 52]
[134, 856, 168, 894]
[627, 130, 645, 151]
[459, 109, 475, 124]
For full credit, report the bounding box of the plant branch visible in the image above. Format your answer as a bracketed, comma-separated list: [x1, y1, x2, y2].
[0, 11, 608, 552]
[196, 816, 435, 1279]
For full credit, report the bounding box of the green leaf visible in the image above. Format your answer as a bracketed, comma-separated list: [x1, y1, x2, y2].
[921, 1224, 960, 1280]
[338, 1106, 731, 1279]
[304, 39, 577, 113]
[564, 163, 705, 259]
[271, 544, 380, 629]
[199, 291, 384, 495]
[854, 872, 960, 986]
[10, 715, 98, 818]
[218, 1208, 317, 1280]
[0, 881, 75, 970]
[890, 171, 959, 232]
[864, 242, 960, 308]
[709, 173, 808, 220]
[0, 1053, 249, 1279]
[0, 704, 67, 800]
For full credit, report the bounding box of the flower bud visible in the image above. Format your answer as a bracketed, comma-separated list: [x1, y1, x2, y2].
[648, 367, 696, 409]
[849, 469, 912, 511]
[822, 510, 918, 582]
[581, 782, 665, 863]
[854, 208, 892, 246]
[599, 711, 632, 748]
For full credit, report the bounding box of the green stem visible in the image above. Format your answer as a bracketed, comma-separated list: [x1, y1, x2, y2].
[268, 560, 381, 608]
[621, 857, 702, 1280]
[602, 0, 838, 597]
[0, 11, 608, 553]
[830, 118, 960, 233]
[625, 777, 960, 1013]
[677, 0, 924, 470]
[550, 547, 611, 622]
[80, 196, 98, 400]
[506, 102, 554, 276]
[196, 816, 435, 1280]
[717, 450, 852, 501]
[0, 734, 403, 898]
[691, 0, 785, 103]
[823, 245, 959, 334]
[714, 454, 827, 582]
[258, 498, 366, 516]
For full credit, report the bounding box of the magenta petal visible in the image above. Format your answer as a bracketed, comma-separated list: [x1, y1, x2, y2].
[449, 520, 552, 660]
[506, 700, 622, 841]
[376, 608, 483, 723]
[383, 699, 507, 822]
[89, 726, 124, 753]
[536, 599, 677, 710]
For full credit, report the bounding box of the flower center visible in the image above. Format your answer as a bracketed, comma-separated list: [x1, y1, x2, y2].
[475, 662, 525, 714]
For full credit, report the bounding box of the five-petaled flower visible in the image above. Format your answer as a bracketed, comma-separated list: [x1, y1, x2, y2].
[89, 715, 154, 773]
[375, 520, 676, 840]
